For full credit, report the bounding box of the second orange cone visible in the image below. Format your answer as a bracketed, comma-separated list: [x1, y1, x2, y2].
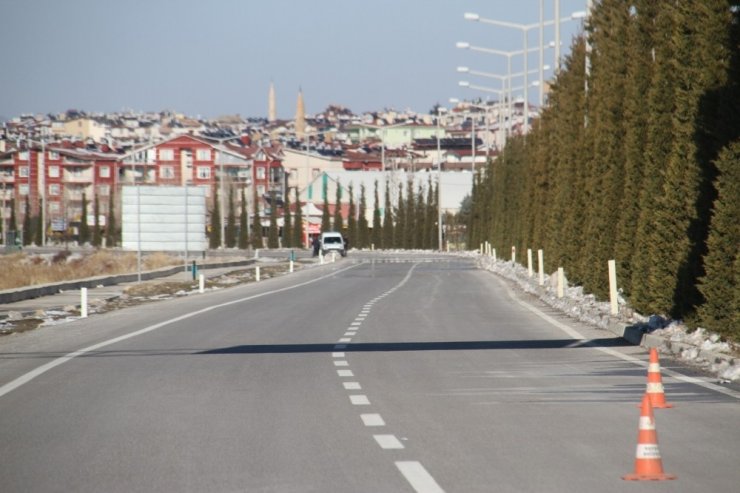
[645, 347, 673, 408]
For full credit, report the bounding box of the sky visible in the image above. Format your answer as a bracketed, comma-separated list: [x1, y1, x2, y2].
[0, 0, 588, 121]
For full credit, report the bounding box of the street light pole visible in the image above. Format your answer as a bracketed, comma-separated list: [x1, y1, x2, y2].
[436, 107, 446, 250]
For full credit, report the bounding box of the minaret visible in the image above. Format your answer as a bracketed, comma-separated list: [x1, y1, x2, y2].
[295, 87, 306, 139]
[268, 81, 276, 123]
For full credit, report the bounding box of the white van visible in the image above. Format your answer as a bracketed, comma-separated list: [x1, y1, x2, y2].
[320, 231, 346, 257]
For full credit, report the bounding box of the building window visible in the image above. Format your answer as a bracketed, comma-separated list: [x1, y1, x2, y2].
[196, 149, 211, 161]
[18, 151, 28, 160]
[97, 184, 110, 196]
[257, 185, 265, 196]
[19, 166, 29, 178]
[160, 166, 175, 179]
[49, 166, 60, 178]
[19, 184, 29, 196]
[196, 166, 211, 179]
[49, 184, 61, 196]
[99, 166, 110, 178]
[159, 148, 174, 161]
[49, 201, 60, 213]
[48, 151, 60, 160]
[256, 166, 265, 179]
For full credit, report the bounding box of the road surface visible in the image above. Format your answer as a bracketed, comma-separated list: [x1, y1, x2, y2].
[0, 253, 738, 492]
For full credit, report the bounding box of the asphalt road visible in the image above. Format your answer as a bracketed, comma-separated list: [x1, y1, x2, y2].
[0, 254, 738, 492]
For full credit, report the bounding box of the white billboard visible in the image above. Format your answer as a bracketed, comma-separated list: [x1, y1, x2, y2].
[122, 186, 208, 252]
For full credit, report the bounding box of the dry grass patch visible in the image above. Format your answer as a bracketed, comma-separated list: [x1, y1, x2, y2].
[0, 251, 181, 290]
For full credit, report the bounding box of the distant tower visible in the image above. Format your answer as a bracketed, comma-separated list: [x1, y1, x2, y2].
[295, 87, 306, 138]
[268, 81, 277, 123]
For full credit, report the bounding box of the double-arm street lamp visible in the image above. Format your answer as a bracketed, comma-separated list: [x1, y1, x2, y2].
[462, 8, 586, 132]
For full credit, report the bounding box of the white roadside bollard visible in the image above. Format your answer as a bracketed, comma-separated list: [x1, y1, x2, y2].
[256, 266, 261, 282]
[492, 248, 497, 262]
[199, 274, 205, 294]
[319, 252, 324, 265]
[538, 249, 545, 286]
[80, 287, 88, 318]
[608, 259, 619, 315]
[254, 248, 259, 259]
[511, 246, 516, 264]
[527, 249, 533, 277]
[290, 260, 294, 273]
[557, 267, 565, 299]
[331, 252, 336, 263]
[480, 243, 483, 255]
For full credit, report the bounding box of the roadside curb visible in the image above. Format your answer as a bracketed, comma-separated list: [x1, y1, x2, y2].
[477, 257, 738, 375]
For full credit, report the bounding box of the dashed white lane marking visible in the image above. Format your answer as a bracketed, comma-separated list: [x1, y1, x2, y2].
[344, 332, 356, 337]
[350, 322, 362, 326]
[332, 352, 345, 358]
[350, 395, 370, 405]
[396, 461, 445, 493]
[337, 369, 354, 377]
[338, 337, 352, 343]
[343, 382, 362, 390]
[374, 434, 405, 449]
[333, 360, 349, 367]
[361, 413, 386, 427]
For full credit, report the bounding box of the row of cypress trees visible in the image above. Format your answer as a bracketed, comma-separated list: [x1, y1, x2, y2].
[320, 177, 440, 250]
[468, 1, 739, 341]
[6, 192, 118, 247]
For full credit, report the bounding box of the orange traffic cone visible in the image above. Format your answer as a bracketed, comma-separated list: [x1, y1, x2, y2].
[645, 347, 673, 408]
[623, 394, 676, 481]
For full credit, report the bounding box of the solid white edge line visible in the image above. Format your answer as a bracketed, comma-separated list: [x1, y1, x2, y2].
[0, 262, 363, 399]
[395, 461, 445, 493]
[497, 277, 740, 399]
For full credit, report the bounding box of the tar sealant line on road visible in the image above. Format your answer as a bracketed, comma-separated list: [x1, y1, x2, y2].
[497, 275, 740, 400]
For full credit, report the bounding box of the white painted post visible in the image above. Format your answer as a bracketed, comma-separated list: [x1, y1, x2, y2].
[371, 243, 375, 251]
[331, 251, 336, 263]
[557, 267, 565, 298]
[492, 248, 497, 262]
[538, 249, 544, 286]
[480, 243, 483, 255]
[80, 287, 88, 318]
[608, 259, 618, 315]
[319, 252, 324, 265]
[256, 266, 261, 282]
[290, 260, 294, 273]
[199, 274, 204, 293]
[254, 248, 259, 259]
[511, 246, 516, 263]
[527, 249, 533, 277]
